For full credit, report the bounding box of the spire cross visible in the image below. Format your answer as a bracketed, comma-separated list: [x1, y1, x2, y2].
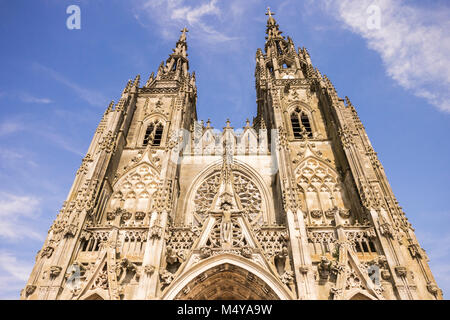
[266, 7, 275, 18]
[179, 27, 189, 42]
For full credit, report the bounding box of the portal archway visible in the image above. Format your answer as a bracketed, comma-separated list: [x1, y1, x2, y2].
[174, 263, 279, 300]
[161, 253, 294, 300]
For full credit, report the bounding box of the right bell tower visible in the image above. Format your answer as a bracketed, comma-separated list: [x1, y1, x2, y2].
[255, 8, 442, 300]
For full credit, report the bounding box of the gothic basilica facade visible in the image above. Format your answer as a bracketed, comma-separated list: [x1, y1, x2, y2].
[22, 11, 442, 300]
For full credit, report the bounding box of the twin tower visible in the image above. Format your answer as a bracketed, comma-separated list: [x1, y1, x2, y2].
[22, 10, 441, 300]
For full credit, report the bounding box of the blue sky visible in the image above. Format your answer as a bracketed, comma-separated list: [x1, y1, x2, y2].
[0, 0, 449, 299]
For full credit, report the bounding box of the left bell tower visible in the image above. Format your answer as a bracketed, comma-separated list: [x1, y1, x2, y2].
[21, 28, 197, 300]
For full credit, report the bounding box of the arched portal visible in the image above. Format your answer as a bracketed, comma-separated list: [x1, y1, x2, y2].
[174, 263, 279, 300]
[162, 254, 294, 300]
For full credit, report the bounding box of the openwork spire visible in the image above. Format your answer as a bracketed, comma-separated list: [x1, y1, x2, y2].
[265, 7, 284, 41]
[172, 27, 189, 58]
[156, 27, 190, 80]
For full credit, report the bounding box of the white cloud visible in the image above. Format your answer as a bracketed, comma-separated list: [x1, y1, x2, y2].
[0, 118, 83, 156]
[18, 93, 52, 104]
[0, 121, 24, 136]
[32, 63, 107, 108]
[322, 0, 450, 112]
[0, 192, 43, 242]
[133, 0, 238, 43]
[0, 251, 34, 299]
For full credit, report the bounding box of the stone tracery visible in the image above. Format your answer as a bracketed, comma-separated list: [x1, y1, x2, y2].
[193, 170, 263, 225]
[296, 158, 351, 225]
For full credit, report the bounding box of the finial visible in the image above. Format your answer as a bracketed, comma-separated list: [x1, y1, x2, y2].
[206, 119, 211, 128]
[133, 74, 140, 87]
[345, 96, 353, 107]
[145, 72, 154, 87]
[179, 27, 189, 42]
[226, 119, 231, 128]
[245, 118, 251, 128]
[266, 7, 275, 18]
[105, 100, 114, 113]
[123, 79, 132, 94]
[260, 117, 266, 129]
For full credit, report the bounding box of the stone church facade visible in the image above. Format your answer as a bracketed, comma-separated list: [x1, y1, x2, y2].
[21, 10, 442, 300]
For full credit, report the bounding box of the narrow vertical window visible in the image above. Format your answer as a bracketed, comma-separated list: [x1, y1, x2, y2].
[143, 123, 155, 146]
[301, 113, 313, 138]
[291, 112, 302, 139]
[153, 124, 164, 146]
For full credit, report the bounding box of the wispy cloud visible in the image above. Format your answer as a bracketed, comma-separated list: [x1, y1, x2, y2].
[0, 192, 43, 242]
[0, 251, 34, 299]
[32, 63, 107, 108]
[0, 118, 83, 156]
[37, 129, 84, 156]
[18, 92, 52, 104]
[0, 121, 24, 136]
[321, 0, 450, 112]
[0, 148, 38, 168]
[133, 0, 239, 43]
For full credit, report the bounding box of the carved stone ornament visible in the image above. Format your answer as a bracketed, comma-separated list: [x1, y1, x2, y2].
[25, 285, 36, 296]
[76, 153, 93, 175]
[299, 265, 309, 274]
[135, 211, 146, 220]
[94, 270, 109, 290]
[408, 244, 422, 259]
[150, 223, 163, 239]
[331, 262, 346, 276]
[63, 224, 78, 238]
[144, 265, 156, 275]
[241, 247, 253, 259]
[318, 256, 331, 280]
[381, 269, 391, 280]
[280, 271, 294, 285]
[310, 210, 322, 219]
[200, 247, 212, 259]
[41, 245, 54, 258]
[51, 220, 65, 234]
[106, 211, 116, 221]
[160, 270, 174, 285]
[395, 266, 407, 278]
[121, 210, 132, 221]
[323, 208, 335, 219]
[427, 282, 439, 295]
[330, 287, 343, 297]
[339, 209, 350, 219]
[380, 222, 394, 238]
[49, 266, 62, 278]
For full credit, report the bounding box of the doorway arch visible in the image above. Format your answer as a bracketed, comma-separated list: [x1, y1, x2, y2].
[161, 253, 294, 300]
[174, 263, 278, 299]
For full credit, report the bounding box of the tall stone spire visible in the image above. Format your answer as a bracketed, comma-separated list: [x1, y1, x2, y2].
[156, 27, 190, 80]
[265, 7, 284, 42]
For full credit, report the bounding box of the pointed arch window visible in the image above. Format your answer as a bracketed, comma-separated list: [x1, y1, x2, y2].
[291, 108, 313, 139]
[143, 121, 164, 146]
